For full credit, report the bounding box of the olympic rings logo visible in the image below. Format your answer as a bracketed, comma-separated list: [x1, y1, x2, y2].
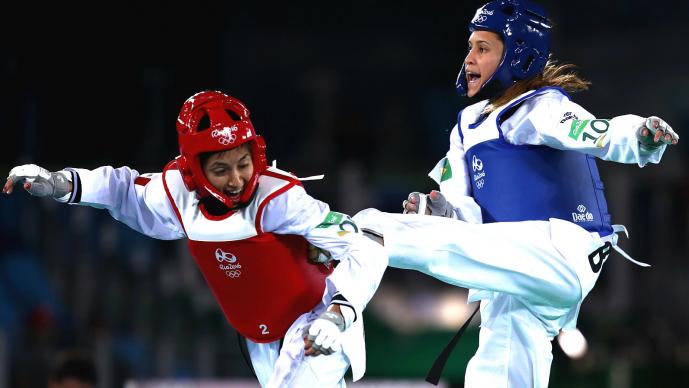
[211, 125, 238, 145]
[215, 247, 242, 279]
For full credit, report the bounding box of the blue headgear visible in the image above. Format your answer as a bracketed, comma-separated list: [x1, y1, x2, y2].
[456, 0, 552, 97]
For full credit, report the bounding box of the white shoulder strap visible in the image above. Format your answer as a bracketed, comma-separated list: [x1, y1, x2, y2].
[271, 160, 324, 181]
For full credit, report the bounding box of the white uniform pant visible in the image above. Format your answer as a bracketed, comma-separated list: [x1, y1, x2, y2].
[353, 209, 611, 388]
[246, 304, 350, 388]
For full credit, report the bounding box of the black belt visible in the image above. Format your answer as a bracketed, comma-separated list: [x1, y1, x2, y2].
[425, 303, 480, 385]
[237, 332, 285, 380]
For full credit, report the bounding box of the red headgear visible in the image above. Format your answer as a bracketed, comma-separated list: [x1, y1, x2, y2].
[175, 91, 267, 208]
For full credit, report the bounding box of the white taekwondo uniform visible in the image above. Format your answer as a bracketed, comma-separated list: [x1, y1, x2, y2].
[65, 163, 388, 387]
[354, 87, 668, 388]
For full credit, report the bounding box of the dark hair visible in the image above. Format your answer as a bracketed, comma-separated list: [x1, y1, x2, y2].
[49, 351, 97, 385]
[199, 143, 252, 170]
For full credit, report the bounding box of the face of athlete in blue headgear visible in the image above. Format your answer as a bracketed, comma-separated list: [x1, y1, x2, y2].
[456, 0, 551, 98]
[464, 30, 504, 98]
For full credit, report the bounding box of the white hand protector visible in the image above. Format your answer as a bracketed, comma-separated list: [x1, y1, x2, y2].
[304, 311, 345, 356]
[3, 164, 71, 198]
[402, 190, 454, 218]
[402, 192, 427, 215]
[638, 116, 679, 149]
[426, 190, 454, 218]
[308, 243, 334, 265]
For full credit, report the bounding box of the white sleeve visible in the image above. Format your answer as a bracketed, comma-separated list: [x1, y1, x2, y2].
[428, 124, 483, 224]
[67, 166, 185, 240]
[507, 91, 667, 167]
[261, 186, 388, 319]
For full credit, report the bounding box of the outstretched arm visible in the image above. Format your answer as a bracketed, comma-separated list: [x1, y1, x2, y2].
[519, 91, 679, 167]
[4, 163, 184, 240]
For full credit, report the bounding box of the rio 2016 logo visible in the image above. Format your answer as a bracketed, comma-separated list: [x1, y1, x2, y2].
[473, 8, 493, 24]
[215, 248, 242, 278]
[472, 155, 486, 189]
[215, 248, 237, 263]
[472, 155, 483, 172]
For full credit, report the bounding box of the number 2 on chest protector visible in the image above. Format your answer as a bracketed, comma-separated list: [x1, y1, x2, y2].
[259, 324, 269, 335]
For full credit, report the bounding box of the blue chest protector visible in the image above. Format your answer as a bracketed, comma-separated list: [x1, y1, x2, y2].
[459, 88, 613, 236]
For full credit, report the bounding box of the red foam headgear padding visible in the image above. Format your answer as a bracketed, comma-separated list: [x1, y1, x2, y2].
[176, 91, 267, 208]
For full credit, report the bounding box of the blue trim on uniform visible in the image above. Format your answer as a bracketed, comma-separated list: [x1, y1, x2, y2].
[495, 86, 571, 141]
[583, 154, 613, 233]
[457, 109, 465, 143]
[459, 87, 571, 144]
[468, 113, 490, 129]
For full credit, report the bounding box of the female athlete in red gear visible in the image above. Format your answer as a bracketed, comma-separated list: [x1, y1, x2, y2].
[4, 90, 388, 388]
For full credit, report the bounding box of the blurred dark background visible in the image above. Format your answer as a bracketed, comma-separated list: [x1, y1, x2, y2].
[1, 1, 688, 387]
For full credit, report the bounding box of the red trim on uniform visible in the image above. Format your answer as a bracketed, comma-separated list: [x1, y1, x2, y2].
[199, 202, 236, 221]
[262, 169, 304, 188]
[134, 176, 151, 186]
[255, 171, 302, 234]
[162, 160, 187, 235]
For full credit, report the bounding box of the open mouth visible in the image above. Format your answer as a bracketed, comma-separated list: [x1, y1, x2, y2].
[225, 189, 242, 201]
[466, 71, 481, 85]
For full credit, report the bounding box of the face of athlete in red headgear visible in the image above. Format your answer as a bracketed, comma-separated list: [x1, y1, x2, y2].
[176, 90, 267, 209]
[202, 144, 255, 204]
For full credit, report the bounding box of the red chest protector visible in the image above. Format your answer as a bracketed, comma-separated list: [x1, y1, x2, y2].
[186, 234, 331, 342]
[162, 162, 333, 342]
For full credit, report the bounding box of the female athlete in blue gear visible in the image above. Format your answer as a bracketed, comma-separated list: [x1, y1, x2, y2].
[353, 0, 679, 387]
